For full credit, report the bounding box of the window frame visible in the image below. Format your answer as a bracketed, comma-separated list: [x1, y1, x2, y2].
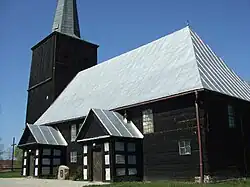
[142, 109, 154, 134]
[70, 151, 77, 163]
[71, 124, 77, 142]
[228, 105, 236, 128]
[178, 140, 191, 156]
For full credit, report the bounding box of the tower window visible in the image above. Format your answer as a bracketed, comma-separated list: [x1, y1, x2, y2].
[228, 105, 236, 128]
[142, 109, 154, 134]
[71, 124, 77, 141]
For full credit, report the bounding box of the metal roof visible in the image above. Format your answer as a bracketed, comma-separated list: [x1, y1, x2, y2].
[78, 109, 143, 139]
[27, 124, 67, 146]
[52, 0, 81, 38]
[34, 26, 250, 126]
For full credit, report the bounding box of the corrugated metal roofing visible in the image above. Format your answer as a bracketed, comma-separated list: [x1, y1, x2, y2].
[34, 26, 250, 126]
[52, 0, 81, 38]
[28, 124, 67, 146]
[91, 109, 143, 139]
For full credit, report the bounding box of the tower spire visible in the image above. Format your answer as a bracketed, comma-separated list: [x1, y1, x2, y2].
[52, 0, 81, 38]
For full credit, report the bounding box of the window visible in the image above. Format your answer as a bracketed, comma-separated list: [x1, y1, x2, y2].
[228, 105, 236, 128]
[42, 149, 51, 155]
[142, 109, 154, 134]
[128, 155, 136, 165]
[115, 154, 125, 164]
[70, 152, 77, 163]
[116, 168, 126, 176]
[128, 168, 137, 175]
[71, 124, 77, 141]
[127, 143, 136, 152]
[42, 158, 50, 165]
[178, 140, 191, 155]
[53, 149, 61, 156]
[115, 142, 124, 151]
[53, 158, 61, 165]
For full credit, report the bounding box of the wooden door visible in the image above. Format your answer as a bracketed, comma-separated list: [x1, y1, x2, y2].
[29, 154, 34, 176]
[93, 150, 103, 181]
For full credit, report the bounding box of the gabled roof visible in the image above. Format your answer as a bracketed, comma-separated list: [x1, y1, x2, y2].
[18, 124, 67, 146]
[34, 26, 250, 126]
[76, 109, 143, 141]
[52, 0, 81, 38]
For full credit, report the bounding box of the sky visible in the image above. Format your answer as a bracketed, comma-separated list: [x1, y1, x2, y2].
[0, 0, 249, 152]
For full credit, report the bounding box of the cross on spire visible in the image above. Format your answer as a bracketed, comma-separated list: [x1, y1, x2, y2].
[52, 0, 81, 38]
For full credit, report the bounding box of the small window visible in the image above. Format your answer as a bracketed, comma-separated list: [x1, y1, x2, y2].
[70, 152, 77, 163]
[127, 143, 136, 152]
[53, 149, 61, 156]
[228, 105, 236, 128]
[178, 140, 191, 155]
[71, 124, 77, 141]
[115, 154, 125, 164]
[128, 155, 136, 165]
[116, 168, 126, 176]
[142, 109, 154, 134]
[115, 142, 124, 151]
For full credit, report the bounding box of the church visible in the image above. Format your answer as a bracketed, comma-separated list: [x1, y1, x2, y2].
[18, 0, 250, 183]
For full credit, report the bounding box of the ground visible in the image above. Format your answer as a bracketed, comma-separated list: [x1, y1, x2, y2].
[0, 178, 107, 187]
[0, 179, 250, 187]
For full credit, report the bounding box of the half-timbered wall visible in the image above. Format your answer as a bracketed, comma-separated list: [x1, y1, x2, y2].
[80, 138, 142, 182]
[56, 118, 85, 175]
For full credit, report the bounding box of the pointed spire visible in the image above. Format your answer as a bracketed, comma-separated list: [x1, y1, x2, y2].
[52, 0, 81, 38]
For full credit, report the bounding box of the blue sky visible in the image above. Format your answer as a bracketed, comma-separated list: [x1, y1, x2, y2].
[0, 0, 249, 150]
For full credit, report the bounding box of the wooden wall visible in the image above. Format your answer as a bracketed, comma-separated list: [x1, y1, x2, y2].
[203, 91, 250, 179]
[26, 35, 56, 124]
[54, 33, 98, 98]
[117, 93, 204, 181]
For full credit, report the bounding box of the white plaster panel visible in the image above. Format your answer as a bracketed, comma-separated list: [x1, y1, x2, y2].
[104, 142, 109, 152]
[35, 158, 38, 166]
[83, 156, 87, 166]
[105, 155, 110, 165]
[83, 145, 88, 154]
[36, 149, 39, 156]
[23, 168, 26, 176]
[35, 168, 38, 176]
[105, 168, 110, 180]
[24, 151, 27, 157]
[23, 159, 27, 166]
[83, 169, 87, 180]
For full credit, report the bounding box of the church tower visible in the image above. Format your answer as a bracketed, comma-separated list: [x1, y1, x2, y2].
[26, 0, 98, 124]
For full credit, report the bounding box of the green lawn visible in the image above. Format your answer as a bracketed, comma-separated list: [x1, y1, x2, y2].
[92, 180, 250, 187]
[0, 170, 22, 178]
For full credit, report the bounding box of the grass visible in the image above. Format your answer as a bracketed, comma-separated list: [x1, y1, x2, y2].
[91, 180, 250, 187]
[0, 170, 22, 178]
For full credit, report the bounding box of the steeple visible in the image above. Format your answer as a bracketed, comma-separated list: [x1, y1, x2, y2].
[52, 0, 81, 38]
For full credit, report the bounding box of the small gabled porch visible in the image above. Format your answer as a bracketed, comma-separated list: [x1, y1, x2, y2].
[76, 108, 144, 182]
[18, 124, 67, 177]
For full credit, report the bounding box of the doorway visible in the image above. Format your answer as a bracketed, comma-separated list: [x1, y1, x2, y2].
[29, 154, 34, 176]
[92, 147, 103, 181]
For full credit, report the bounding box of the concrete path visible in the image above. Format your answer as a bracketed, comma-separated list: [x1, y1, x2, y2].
[0, 178, 108, 187]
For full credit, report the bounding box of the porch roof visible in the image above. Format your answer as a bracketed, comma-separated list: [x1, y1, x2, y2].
[18, 124, 67, 147]
[76, 108, 143, 142]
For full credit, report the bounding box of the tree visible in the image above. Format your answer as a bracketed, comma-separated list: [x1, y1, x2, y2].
[14, 146, 23, 162]
[0, 138, 4, 160]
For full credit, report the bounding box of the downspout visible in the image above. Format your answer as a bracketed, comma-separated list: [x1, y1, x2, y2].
[195, 91, 204, 183]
